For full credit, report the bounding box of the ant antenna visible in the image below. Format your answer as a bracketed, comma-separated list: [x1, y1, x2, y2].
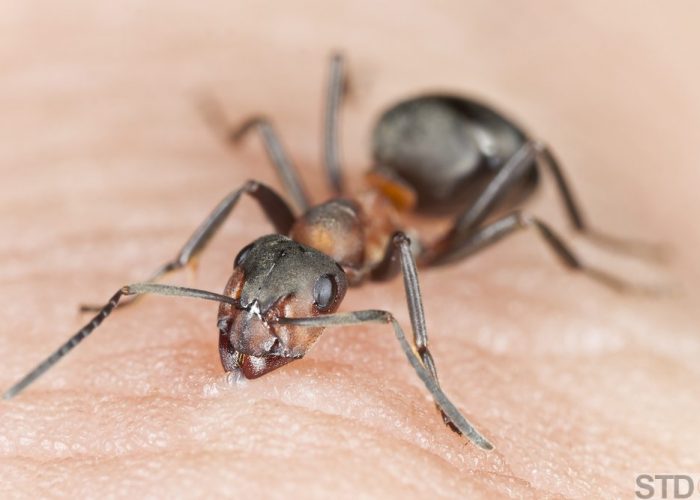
[3, 284, 240, 400]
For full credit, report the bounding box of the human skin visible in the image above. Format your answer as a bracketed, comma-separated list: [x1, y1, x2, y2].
[1, 1, 700, 498]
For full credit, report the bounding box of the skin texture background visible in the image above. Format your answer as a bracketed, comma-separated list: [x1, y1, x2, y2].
[1, 1, 700, 498]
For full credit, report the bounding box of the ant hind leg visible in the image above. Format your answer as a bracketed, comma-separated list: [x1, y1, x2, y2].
[445, 140, 667, 263]
[535, 143, 669, 262]
[424, 210, 666, 295]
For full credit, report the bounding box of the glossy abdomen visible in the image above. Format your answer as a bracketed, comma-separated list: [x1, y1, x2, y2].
[371, 95, 539, 215]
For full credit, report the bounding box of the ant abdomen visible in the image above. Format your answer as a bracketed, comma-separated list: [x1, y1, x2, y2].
[370, 95, 539, 215]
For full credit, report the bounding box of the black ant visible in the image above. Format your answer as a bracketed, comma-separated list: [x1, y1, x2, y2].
[3, 53, 661, 450]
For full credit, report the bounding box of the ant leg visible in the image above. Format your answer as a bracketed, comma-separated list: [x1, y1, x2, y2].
[532, 143, 584, 231]
[374, 234, 470, 431]
[424, 210, 663, 295]
[200, 97, 310, 212]
[450, 141, 538, 236]
[392, 232, 457, 430]
[449, 141, 665, 262]
[536, 143, 667, 261]
[279, 234, 494, 450]
[4, 283, 241, 400]
[283, 310, 494, 450]
[323, 52, 346, 194]
[80, 181, 295, 311]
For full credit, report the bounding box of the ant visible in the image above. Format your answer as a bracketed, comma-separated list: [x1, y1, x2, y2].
[3, 53, 660, 451]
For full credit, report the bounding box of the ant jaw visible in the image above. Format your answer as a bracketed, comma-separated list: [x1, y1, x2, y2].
[217, 332, 301, 379]
[219, 294, 330, 367]
[219, 308, 281, 358]
[218, 294, 319, 361]
[235, 352, 298, 379]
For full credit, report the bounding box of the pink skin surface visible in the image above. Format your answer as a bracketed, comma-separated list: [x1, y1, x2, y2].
[1, 1, 700, 497]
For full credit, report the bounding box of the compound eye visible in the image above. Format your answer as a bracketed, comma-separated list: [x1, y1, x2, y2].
[234, 243, 254, 268]
[313, 274, 338, 311]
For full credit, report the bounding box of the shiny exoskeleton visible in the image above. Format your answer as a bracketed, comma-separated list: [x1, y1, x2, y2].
[372, 95, 538, 215]
[4, 52, 658, 451]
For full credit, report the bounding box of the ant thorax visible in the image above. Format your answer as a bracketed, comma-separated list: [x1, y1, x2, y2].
[289, 199, 366, 273]
[288, 184, 405, 284]
[352, 185, 406, 270]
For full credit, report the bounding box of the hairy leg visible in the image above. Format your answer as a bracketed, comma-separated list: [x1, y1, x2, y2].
[1, 2, 699, 498]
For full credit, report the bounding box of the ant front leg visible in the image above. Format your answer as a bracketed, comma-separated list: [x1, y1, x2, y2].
[80, 181, 295, 311]
[278, 234, 494, 450]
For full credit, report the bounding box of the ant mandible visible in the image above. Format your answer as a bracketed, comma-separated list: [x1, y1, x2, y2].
[3, 52, 658, 450]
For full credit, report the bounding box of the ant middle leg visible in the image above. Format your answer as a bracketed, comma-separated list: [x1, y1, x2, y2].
[201, 52, 348, 205]
[200, 97, 311, 213]
[323, 52, 347, 194]
[80, 181, 295, 311]
[423, 210, 662, 295]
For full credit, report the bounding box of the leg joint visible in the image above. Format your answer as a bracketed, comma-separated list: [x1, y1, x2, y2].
[230, 115, 269, 142]
[532, 139, 547, 153]
[243, 179, 260, 193]
[392, 231, 410, 248]
[512, 210, 533, 228]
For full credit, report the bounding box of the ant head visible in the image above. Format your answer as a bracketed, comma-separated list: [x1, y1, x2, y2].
[218, 234, 348, 370]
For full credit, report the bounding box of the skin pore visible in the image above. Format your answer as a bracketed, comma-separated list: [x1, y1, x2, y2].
[2, 1, 700, 497]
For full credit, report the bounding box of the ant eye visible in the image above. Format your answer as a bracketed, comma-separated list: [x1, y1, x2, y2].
[313, 274, 337, 311]
[234, 243, 254, 268]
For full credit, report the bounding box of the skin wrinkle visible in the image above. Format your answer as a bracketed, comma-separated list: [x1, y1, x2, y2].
[6, 401, 542, 493]
[2, 1, 700, 498]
